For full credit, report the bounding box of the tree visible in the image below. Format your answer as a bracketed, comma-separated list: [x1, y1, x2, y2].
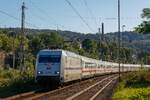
[39, 32, 64, 48]
[82, 39, 99, 59]
[135, 8, 150, 34]
[141, 8, 150, 20]
[29, 36, 43, 55]
[0, 34, 15, 52]
[82, 39, 97, 52]
[29, 32, 64, 55]
[135, 21, 150, 34]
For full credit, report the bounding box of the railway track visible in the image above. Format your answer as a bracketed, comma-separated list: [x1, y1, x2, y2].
[4, 74, 118, 100]
[67, 75, 118, 100]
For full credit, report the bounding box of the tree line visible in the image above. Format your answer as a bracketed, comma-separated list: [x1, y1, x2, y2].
[0, 29, 146, 68]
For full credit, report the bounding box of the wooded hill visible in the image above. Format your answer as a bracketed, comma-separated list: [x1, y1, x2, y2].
[2, 28, 150, 53]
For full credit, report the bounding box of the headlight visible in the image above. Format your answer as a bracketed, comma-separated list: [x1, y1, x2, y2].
[37, 71, 43, 74]
[57, 71, 60, 74]
[55, 71, 60, 74]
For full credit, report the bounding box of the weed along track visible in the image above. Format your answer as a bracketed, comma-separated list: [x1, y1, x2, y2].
[5, 74, 118, 100]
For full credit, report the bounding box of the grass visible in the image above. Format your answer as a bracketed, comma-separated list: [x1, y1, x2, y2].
[113, 87, 150, 100]
[113, 70, 150, 100]
[0, 68, 40, 98]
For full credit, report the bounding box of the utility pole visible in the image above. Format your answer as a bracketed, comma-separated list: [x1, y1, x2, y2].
[121, 25, 125, 72]
[101, 22, 104, 61]
[121, 25, 125, 47]
[12, 32, 16, 69]
[98, 28, 101, 42]
[118, 0, 121, 81]
[101, 22, 104, 42]
[20, 2, 26, 72]
[99, 27, 101, 60]
[99, 22, 105, 61]
[141, 29, 144, 69]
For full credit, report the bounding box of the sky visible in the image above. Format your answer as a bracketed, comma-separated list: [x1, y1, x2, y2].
[0, 0, 150, 34]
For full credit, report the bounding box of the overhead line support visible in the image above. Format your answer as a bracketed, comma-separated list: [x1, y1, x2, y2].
[20, 2, 26, 72]
[118, 0, 121, 82]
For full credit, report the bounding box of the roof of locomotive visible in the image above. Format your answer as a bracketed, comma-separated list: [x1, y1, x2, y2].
[38, 49, 79, 57]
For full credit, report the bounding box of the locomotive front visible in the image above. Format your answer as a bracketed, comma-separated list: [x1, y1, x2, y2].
[35, 50, 62, 86]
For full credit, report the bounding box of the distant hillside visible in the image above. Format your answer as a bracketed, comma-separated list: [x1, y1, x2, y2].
[105, 32, 150, 53]
[1, 28, 150, 53]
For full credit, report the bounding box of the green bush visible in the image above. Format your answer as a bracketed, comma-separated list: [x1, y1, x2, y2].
[0, 68, 39, 98]
[113, 70, 150, 100]
[113, 87, 150, 100]
[0, 68, 35, 87]
[0, 68, 20, 79]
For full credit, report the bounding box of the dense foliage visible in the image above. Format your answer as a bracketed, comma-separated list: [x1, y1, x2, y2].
[0, 68, 39, 98]
[113, 70, 150, 100]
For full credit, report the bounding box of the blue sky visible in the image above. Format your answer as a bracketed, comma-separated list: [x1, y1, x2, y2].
[0, 0, 150, 33]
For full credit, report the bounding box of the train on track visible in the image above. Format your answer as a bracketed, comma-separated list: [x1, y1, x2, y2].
[35, 49, 150, 85]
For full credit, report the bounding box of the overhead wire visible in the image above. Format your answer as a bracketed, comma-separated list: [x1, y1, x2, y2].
[0, 9, 39, 29]
[65, 0, 95, 33]
[26, 7, 49, 28]
[0, 9, 19, 21]
[83, 0, 98, 26]
[29, 0, 67, 30]
[50, 15, 140, 21]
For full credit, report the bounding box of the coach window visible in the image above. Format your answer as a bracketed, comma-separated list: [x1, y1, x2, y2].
[81, 60, 85, 68]
[98, 64, 101, 68]
[85, 62, 89, 68]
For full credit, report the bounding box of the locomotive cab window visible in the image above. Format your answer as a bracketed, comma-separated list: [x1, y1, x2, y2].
[39, 55, 61, 63]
